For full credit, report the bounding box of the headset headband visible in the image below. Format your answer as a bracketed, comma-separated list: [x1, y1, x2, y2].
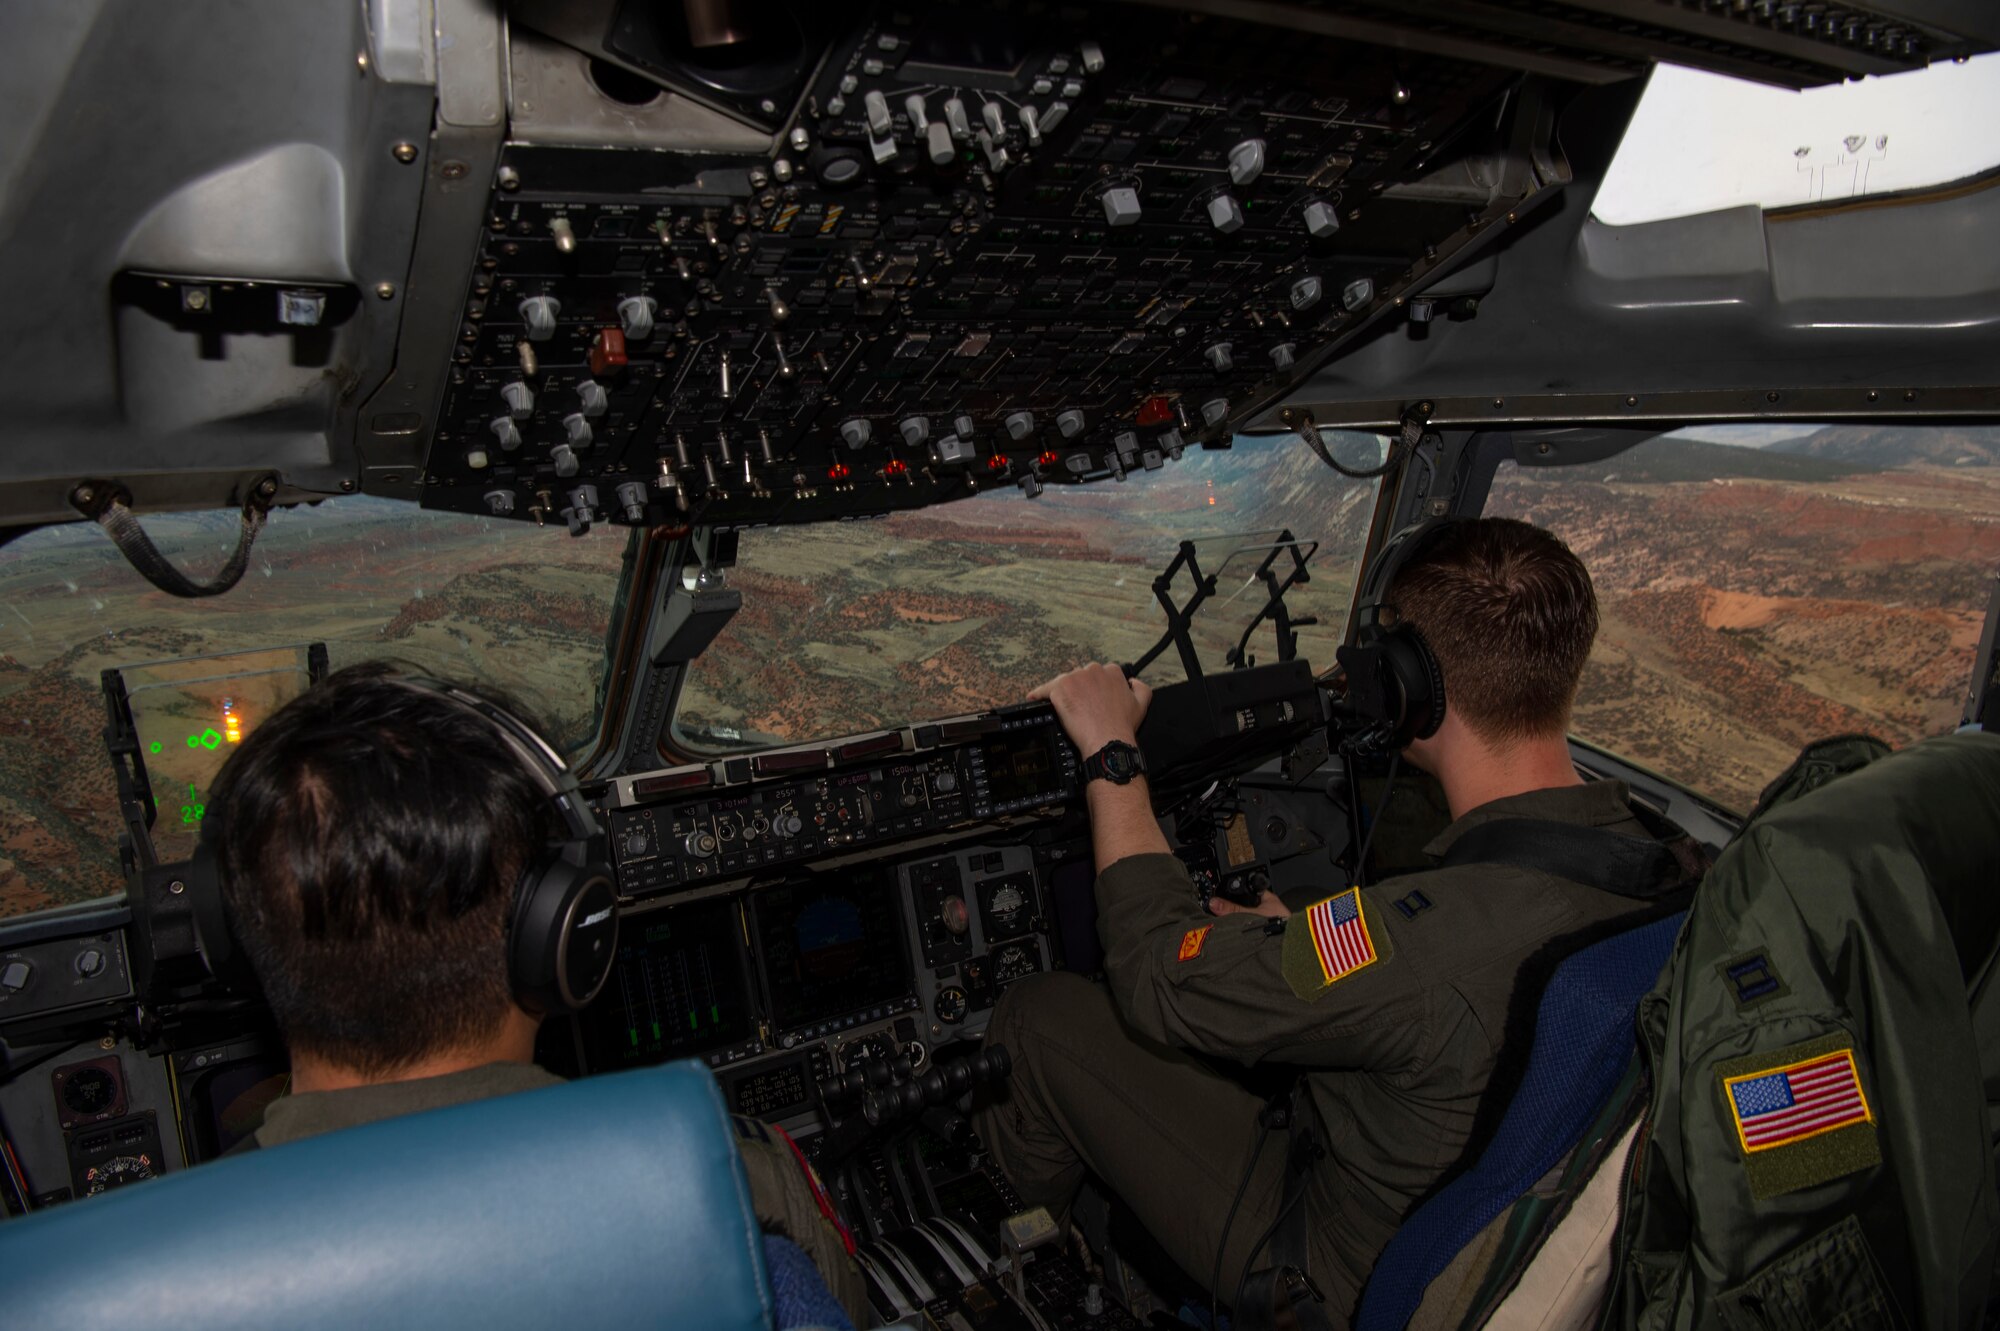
[1357, 517, 1457, 624]
[387, 677, 602, 844]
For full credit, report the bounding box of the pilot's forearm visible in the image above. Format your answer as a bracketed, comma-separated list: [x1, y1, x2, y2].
[1086, 774, 1171, 872]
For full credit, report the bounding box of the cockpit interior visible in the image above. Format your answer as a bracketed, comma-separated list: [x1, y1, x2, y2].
[3, 2, 2000, 1328]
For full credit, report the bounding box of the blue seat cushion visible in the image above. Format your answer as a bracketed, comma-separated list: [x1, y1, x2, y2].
[1355, 912, 1684, 1331]
[0, 1058, 774, 1331]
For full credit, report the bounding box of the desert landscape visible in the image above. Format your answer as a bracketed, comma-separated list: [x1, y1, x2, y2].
[0, 500, 629, 916]
[2, 424, 1994, 918]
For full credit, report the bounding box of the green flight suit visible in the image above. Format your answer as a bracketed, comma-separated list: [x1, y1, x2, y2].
[977, 780, 1674, 1327]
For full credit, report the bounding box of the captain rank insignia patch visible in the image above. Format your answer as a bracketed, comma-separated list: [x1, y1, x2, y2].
[1716, 1036, 1881, 1200]
[1281, 887, 1389, 999]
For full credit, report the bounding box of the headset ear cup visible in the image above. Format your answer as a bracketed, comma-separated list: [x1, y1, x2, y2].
[510, 851, 620, 1016]
[1408, 628, 1446, 740]
[1378, 626, 1446, 746]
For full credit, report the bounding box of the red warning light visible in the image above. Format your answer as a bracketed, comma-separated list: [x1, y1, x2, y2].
[987, 454, 1011, 472]
[1135, 394, 1174, 427]
[1037, 450, 1060, 468]
[827, 461, 851, 482]
[883, 459, 908, 478]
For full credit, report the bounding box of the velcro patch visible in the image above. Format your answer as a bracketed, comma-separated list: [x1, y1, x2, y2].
[1280, 887, 1385, 999]
[1178, 924, 1212, 962]
[1718, 950, 1787, 1008]
[1716, 1036, 1881, 1200]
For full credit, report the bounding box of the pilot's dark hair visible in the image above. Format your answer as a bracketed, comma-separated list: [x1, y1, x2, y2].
[208, 662, 559, 1075]
[1388, 517, 1598, 742]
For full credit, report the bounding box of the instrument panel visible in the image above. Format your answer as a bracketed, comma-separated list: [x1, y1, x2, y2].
[573, 843, 1055, 1131]
[607, 707, 1078, 894]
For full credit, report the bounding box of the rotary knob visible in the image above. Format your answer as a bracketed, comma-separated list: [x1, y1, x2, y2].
[1207, 194, 1245, 234]
[621, 829, 650, 857]
[1303, 199, 1340, 238]
[518, 295, 560, 342]
[617, 295, 657, 341]
[1004, 410, 1036, 440]
[1057, 408, 1086, 438]
[1227, 138, 1267, 186]
[840, 418, 872, 449]
[926, 120, 955, 166]
[1205, 342, 1234, 372]
[576, 380, 609, 418]
[1101, 187, 1141, 228]
[563, 413, 593, 448]
[943, 97, 971, 141]
[900, 415, 930, 445]
[684, 830, 719, 858]
[775, 813, 804, 838]
[1290, 275, 1324, 310]
[500, 381, 535, 419]
[615, 480, 647, 523]
[490, 417, 521, 449]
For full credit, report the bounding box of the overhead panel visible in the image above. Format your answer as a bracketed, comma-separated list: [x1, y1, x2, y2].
[419, 2, 1551, 532]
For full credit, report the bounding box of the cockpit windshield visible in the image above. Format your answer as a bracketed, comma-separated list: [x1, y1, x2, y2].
[0, 500, 632, 919]
[673, 433, 1389, 752]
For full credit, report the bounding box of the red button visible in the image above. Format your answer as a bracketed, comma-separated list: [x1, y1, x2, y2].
[589, 327, 628, 376]
[1135, 394, 1174, 427]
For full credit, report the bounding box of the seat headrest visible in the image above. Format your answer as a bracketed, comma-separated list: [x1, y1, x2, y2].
[0, 1058, 774, 1331]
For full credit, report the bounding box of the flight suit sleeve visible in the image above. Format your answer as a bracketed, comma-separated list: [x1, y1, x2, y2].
[1093, 852, 1430, 1070]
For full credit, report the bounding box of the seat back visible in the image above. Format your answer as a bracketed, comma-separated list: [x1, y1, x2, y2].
[0, 1058, 775, 1331]
[1355, 911, 1684, 1331]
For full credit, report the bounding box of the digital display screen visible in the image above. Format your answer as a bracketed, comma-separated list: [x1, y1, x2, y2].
[581, 898, 755, 1070]
[978, 730, 1063, 806]
[178, 1048, 289, 1160]
[756, 875, 911, 1033]
[902, 16, 1028, 78]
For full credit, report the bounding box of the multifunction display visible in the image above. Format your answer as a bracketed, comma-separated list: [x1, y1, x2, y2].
[581, 897, 758, 1069]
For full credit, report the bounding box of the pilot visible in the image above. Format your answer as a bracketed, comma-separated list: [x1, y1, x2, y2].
[204, 663, 871, 1327]
[977, 517, 1687, 1325]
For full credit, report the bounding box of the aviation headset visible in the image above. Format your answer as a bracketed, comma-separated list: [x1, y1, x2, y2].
[1332, 517, 1459, 755]
[189, 676, 621, 1016]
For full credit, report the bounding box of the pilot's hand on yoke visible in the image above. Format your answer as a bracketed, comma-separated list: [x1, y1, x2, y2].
[1029, 663, 1153, 756]
[1207, 891, 1291, 920]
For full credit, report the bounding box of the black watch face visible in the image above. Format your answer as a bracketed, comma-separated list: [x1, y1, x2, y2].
[1104, 746, 1135, 779]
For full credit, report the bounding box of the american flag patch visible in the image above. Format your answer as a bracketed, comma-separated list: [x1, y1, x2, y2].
[1304, 888, 1378, 986]
[1724, 1049, 1873, 1153]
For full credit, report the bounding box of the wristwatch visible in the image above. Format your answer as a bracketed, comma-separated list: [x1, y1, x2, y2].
[1082, 739, 1147, 785]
